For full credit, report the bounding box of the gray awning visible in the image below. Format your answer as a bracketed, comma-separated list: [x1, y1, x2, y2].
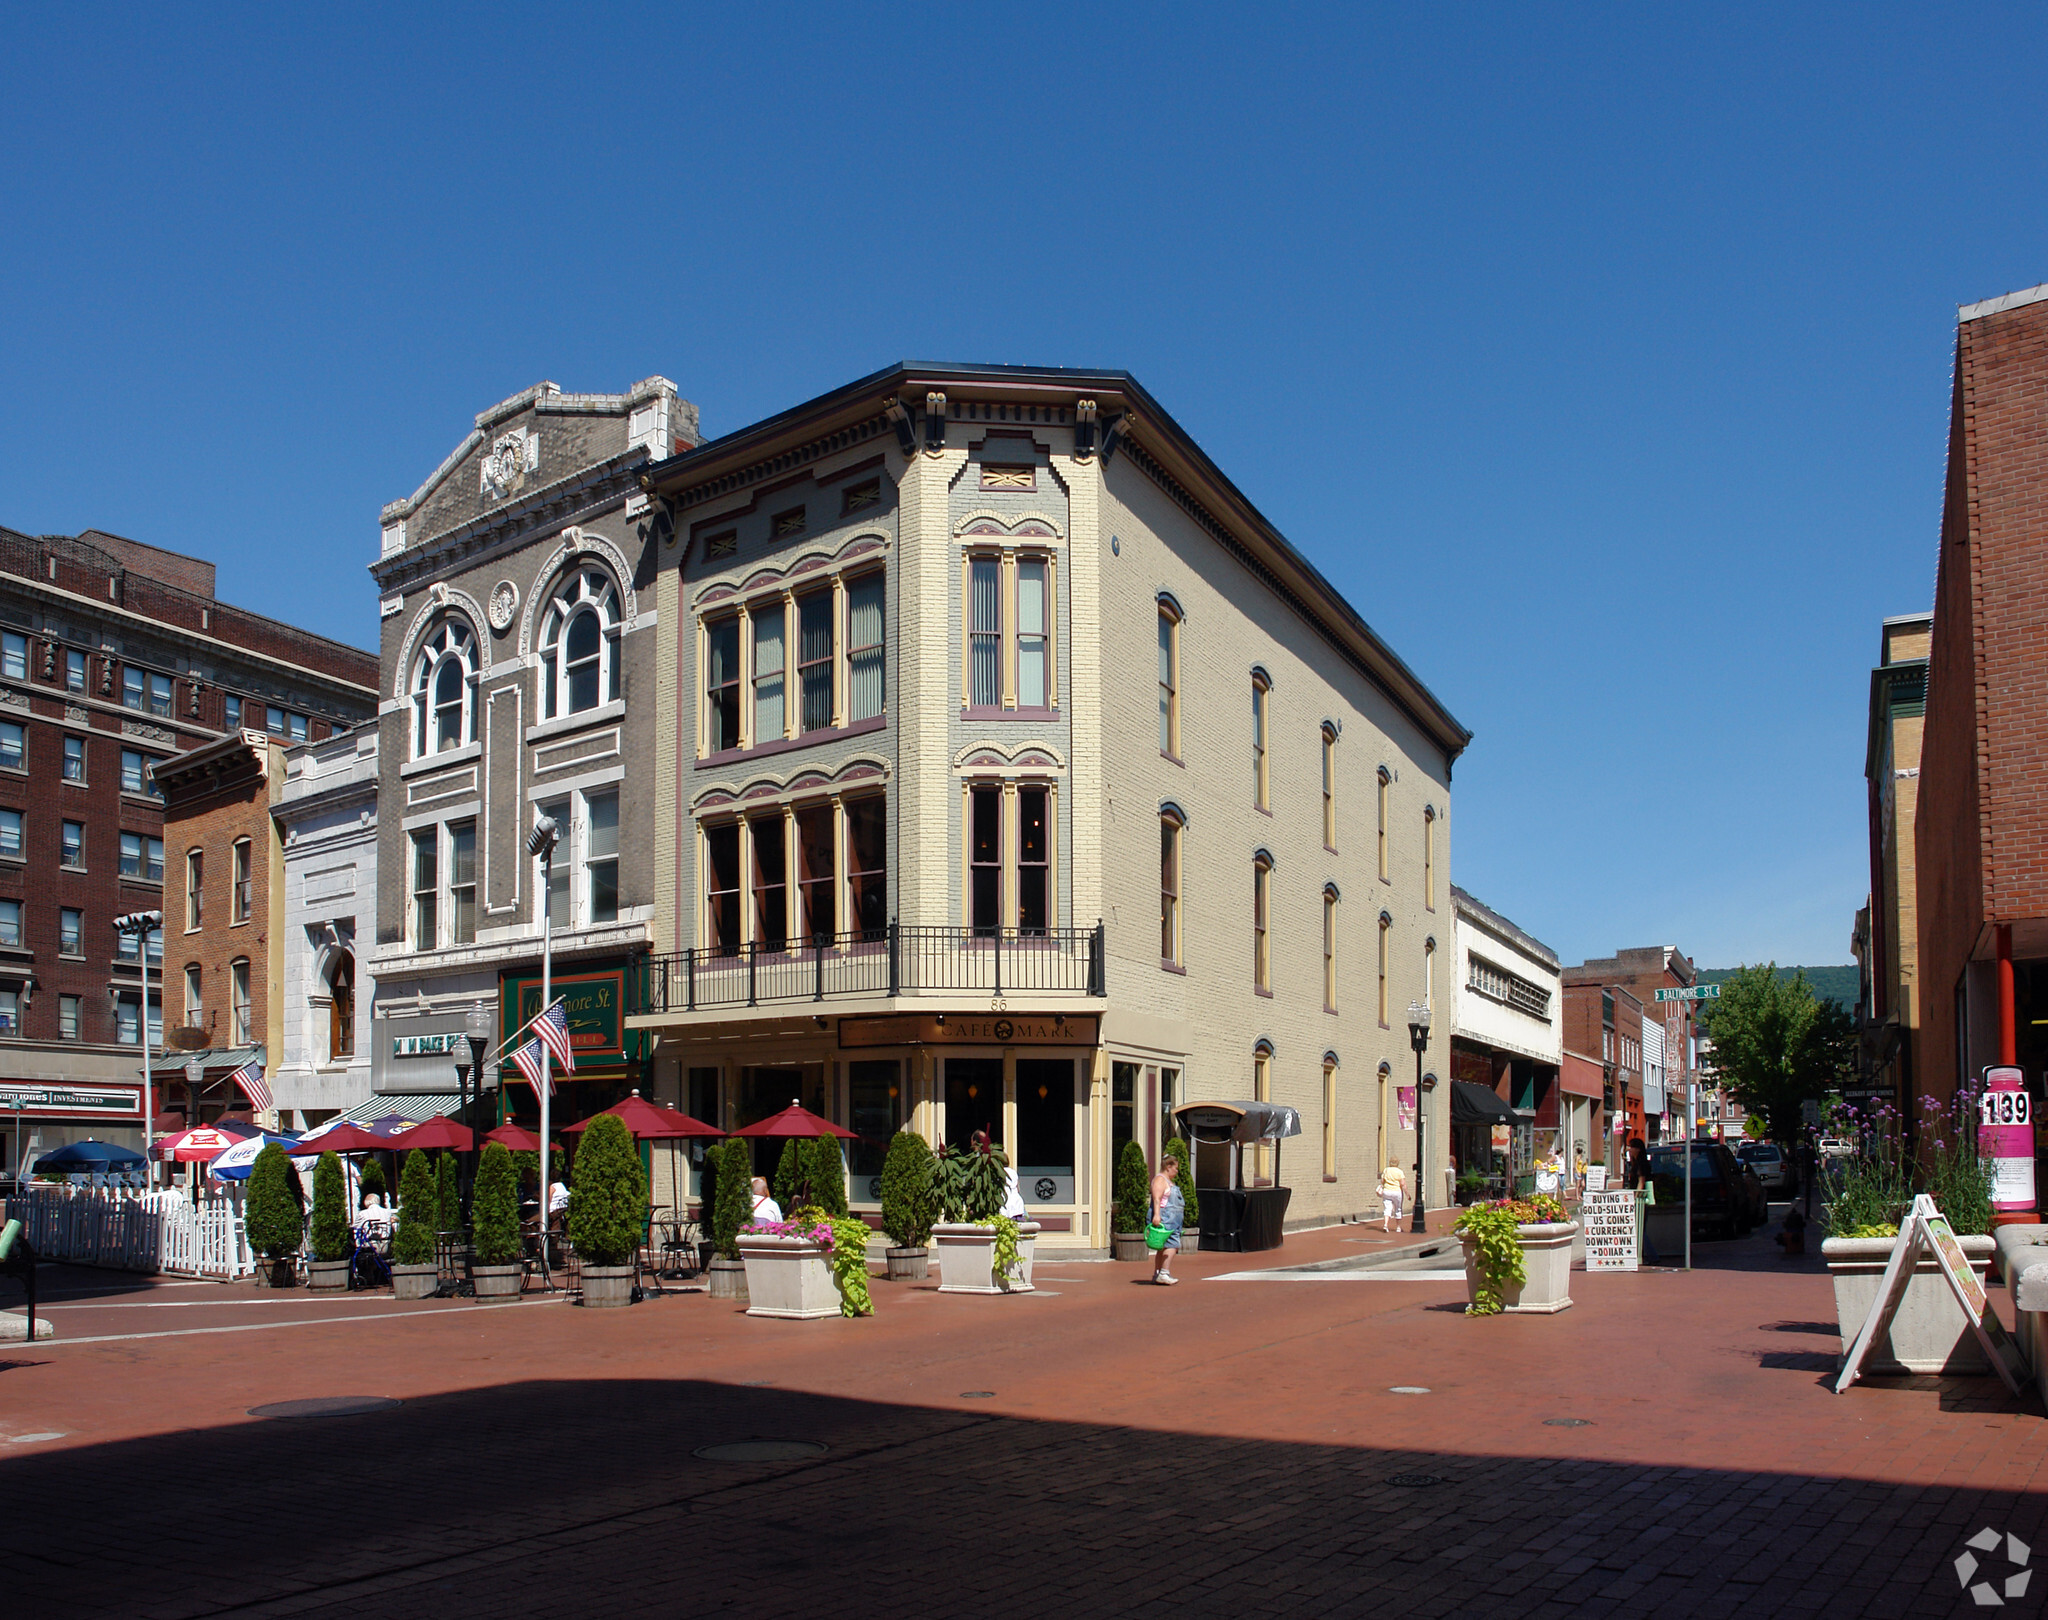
[1173, 1100, 1304, 1143]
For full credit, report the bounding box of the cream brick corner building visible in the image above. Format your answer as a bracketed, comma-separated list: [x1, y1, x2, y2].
[632, 364, 1470, 1251]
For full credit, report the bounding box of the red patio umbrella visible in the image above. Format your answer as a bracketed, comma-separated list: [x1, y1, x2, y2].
[151, 1121, 261, 1163]
[732, 1101, 860, 1140]
[291, 1122, 390, 1155]
[485, 1122, 541, 1151]
[560, 1092, 722, 1140]
[386, 1116, 474, 1153]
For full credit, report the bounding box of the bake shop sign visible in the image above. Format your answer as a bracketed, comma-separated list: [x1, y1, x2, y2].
[839, 1014, 1099, 1049]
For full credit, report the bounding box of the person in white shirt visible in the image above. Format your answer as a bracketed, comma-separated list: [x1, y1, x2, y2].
[1000, 1163, 1027, 1221]
[548, 1180, 571, 1227]
[356, 1191, 396, 1239]
[750, 1176, 783, 1224]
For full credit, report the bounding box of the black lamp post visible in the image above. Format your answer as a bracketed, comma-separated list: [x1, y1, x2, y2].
[1408, 1001, 1432, 1233]
[451, 1004, 489, 1226]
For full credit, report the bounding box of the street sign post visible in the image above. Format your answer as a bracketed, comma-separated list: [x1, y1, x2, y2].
[1654, 985, 1721, 1003]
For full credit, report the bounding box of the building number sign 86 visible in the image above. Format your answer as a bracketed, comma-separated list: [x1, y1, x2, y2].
[1981, 1090, 2032, 1127]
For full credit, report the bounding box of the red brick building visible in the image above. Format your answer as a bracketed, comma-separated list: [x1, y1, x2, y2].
[1560, 973, 1644, 1176]
[1917, 283, 2048, 1128]
[0, 527, 375, 1175]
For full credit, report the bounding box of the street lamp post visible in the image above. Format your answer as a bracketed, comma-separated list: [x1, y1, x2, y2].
[114, 911, 164, 1190]
[1407, 1001, 1432, 1234]
[460, 1001, 488, 1224]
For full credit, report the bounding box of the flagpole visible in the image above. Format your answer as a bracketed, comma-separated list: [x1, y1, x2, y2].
[526, 816, 560, 1258]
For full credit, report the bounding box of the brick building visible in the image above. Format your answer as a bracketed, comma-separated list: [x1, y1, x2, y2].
[1857, 612, 1930, 1116]
[1563, 947, 1700, 1164]
[1917, 283, 2048, 1125]
[0, 527, 376, 1175]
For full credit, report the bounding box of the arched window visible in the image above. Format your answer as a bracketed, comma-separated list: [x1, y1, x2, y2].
[538, 568, 622, 719]
[1321, 724, 1338, 850]
[1377, 767, 1391, 881]
[1157, 597, 1182, 759]
[1322, 1053, 1339, 1180]
[410, 617, 479, 757]
[1250, 668, 1271, 810]
[1424, 804, 1437, 911]
[1160, 806, 1185, 967]
[1253, 851, 1274, 992]
[1253, 1039, 1275, 1184]
[329, 953, 355, 1060]
[1323, 884, 1340, 1011]
[1378, 910, 1392, 1026]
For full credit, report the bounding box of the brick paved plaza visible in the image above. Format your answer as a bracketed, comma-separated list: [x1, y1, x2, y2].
[2, 1219, 2041, 1620]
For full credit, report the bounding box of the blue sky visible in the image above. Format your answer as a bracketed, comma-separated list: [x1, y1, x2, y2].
[4, 5, 2045, 970]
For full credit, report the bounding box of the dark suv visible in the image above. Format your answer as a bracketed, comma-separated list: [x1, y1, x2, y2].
[1648, 1142, 1768, 1239]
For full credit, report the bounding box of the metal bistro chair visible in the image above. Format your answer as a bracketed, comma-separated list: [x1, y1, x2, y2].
[638, 1208, 671, 1296]
[661, 1209, 702, 1278]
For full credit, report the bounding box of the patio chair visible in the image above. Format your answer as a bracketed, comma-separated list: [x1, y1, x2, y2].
[350, 1227, 392, 1291]
[639, 1208, 671, 1297]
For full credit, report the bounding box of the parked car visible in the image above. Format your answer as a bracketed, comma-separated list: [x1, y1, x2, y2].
[1736, 1141, 1798, 1198]
[1647, 1142, 1769, 1238]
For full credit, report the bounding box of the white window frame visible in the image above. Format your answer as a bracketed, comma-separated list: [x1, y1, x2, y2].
[533, 786, 623, 932]
[537, 567, 623, 721]
[409, 617, 480, 759]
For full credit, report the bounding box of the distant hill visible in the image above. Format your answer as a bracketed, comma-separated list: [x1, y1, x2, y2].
[1697, 964, 1859, 1013]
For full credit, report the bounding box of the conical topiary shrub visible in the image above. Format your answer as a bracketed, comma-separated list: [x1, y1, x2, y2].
[309, 1150, 352, 1262]
[393, 1149, 437, 1266]
[807, 1134, 849, 1217]
[472, 1142, 521, 1265]
[245, 1143, 304, 1261]
[712, 1135, 752, 1257]
[568, 1112, 647, 1267]
[773, 1137, 803, 1210]
[435, 1150, 460, 1233]
[1113, 1139, 1150, 1235]
[1162, 1135, 1200, 1226]
[879, 1131, 938, 1249]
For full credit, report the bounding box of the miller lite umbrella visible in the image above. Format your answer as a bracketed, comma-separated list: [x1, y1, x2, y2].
[150, 1121, 262, 1163]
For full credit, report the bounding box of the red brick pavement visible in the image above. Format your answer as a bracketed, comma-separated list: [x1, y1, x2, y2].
[0, 1215, 2039, 1618]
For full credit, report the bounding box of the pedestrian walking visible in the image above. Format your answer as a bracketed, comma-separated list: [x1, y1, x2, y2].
[1149, 1152, 1184, 1283]
[1377, 1163, 1406, 1232]
[1623, 1136, 1649, 1191]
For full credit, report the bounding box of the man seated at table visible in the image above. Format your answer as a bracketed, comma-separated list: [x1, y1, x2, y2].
[356, 1191, 396, 1241]
[547, 1179, 571, 1229]
[749, 1176, 782, 1225]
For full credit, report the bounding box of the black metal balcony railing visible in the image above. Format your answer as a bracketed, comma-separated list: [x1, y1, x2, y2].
[644, 922, 1106, 1013]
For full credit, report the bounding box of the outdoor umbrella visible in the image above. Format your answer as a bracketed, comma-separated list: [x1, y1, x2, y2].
[560, 1093, 724, 1224]
[35, 1140, 146, 1172]
[292, 1122, 391, 1155]
[731, 1101, 860, 1140]
[152, 1122, 261, 1164]
[484, 1122, 541, 1151]
[206, 1132, 302, 1182]
[386, 1116, 474, 1153]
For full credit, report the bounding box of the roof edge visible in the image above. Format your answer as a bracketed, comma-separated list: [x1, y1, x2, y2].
[1959, 283, 2048, 323]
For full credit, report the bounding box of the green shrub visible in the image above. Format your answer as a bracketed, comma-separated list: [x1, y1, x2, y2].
[808, 1135, 849, 1217]
[712, 1136, 752, 1258]
[1162, 1135, 1200, 1225]
[393, 1149, 437, 1266]
[1453, 1202, 1528, 1315]
[309, 1151, 352, 1262]
[772, 1138, 803, 1210]
[878, 1131, 938, 1248]
[568, 1113, 647, 1266]
[358, 1157, 388, 1201]
[935, 1137, 1008, 1223]
[244, 1143, 304, 1260]
[435, 1151, 460, 1233]
[825, 1215, 874, 1316]
[472, 1143, 522, 1265]
[1112, 1139, 1149, 1235]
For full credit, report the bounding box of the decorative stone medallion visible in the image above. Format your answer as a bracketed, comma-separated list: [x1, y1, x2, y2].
[487, 580, 520, 631]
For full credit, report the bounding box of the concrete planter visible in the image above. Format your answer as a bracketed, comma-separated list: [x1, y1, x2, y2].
[934, 1223, 1000, 1293]
[1461, 1221, 1578, 1314]
[707, 1255, 748, 1301]
[580, 1263, 637, 1308]
[885, 1245, 928, 1281]
[740, 1233, 841, 1319]
[306, 1258, 350, 1293]
[472, 1263, 523, 1301]
[391, 1262, 439, 1301]
[1008, 1222, 1040, 1292]
[1112, 1232, 1150, 1262]
[1824, 1233, 1996, 1374]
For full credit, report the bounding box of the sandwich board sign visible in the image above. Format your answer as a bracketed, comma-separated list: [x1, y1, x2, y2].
[1582, 1188, 1640, 1271]
[1833, 1193, 2023, 1395]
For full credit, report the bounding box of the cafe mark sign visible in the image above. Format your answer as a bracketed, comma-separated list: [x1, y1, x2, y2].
[840, 1013, 1099, 1049]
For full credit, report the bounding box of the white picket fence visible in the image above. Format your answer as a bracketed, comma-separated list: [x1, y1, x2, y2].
[4, 1186, 254, 1278]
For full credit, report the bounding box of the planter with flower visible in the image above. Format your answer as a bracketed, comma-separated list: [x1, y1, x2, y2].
[931, 1138, 1032, 1293]
[739, 1209, 875, 1319]
[1455, 1193, 1576, 1315]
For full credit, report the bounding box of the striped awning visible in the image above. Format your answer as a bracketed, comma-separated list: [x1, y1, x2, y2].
[335, 1092, 464, 1126]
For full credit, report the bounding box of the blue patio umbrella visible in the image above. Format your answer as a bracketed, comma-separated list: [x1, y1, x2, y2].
[35, 1140, 146, 1172]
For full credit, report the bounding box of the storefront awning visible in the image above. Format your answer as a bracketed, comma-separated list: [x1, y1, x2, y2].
[1450, 1080, 1516, 1124]
[1173, 1100, 1303, 1143]
[336, 1093, 464, 1126]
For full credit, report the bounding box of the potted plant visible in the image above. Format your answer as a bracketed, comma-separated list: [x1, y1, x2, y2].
[932, 1136, 1025, 1293]
[707, 1136, 752, 1300]
[470, 1142, 524, 1300]
[244, 1143, 304, 1288]
[359, 1156, 388, 1204]
[390, 1148, 440, 1300]
[1455, 1193, 1577, 1314]
[879, 1131, 938, 1279]
[568, 1113, 646, 1307]
[306, 1150, 353, 1291]
[1110, 1139, 1150, 1262]
[435, 1151, 460, 1236]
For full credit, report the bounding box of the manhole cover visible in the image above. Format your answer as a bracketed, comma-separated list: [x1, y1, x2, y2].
[1388, 1386, 1431, 1395]
[1544, 1417, 1592, 1428]
[248, 1397, 402, 1420]
[692, 1440, 829, 1462]
[1389, 1473, 1444, 1487]
[959, 1391, 996, 1399]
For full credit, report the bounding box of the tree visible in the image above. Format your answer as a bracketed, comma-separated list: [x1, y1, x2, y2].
[567, 1113, 647, 1266]
[435, 1151, 460, 1233]
[878, 1131, 938, 1248]
[309, 1151, 352, 1262]
[358, 1156, 388, 1201]
[773, 1137, 804, 1210]
[245, 1143, 304, 1260]
[393, 1149, 437, 1266]
[471, 1143, 522, 1265]
[1112, 1139, 1150, 1235]
[1698, 964, 1856, 1145]
[711, 1136, 753, 1258]
[807, 1134, 849, 1217]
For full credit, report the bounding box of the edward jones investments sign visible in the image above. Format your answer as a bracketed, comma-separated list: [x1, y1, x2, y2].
[504, 967, 624, 1061]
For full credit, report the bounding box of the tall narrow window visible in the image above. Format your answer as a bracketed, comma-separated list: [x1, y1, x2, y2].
[797, 591, 834, 734]
[0, 811, 22, 859]
[0, 723, 23, 771]
[149, 673, 173, 717]
[1253, 1043, 1273, 1184]
[706, 617, 741, 753]
[537, 568, 621, 719]
[1377, 769, 1391, 881]
[0, 633, 24, 681]
[847, 796, 887, 938]
[146, 836, 164, 881]
[1251, 675, 1270, 810]
[1323, 1058, 1338, 1179]
[448, 820, 477, 944]
[411, 829, 438, 947]
[1158, 605, 1180, 757]
[232, 838, 251, 923]
[705, 822, 741, 953]
[1253, 854, 1272, 991]
[1378, 913, 1391, 1026]
[969, 786, 1001, 936]
[1424, 806, 1436, 910]
[184, 964, 202, 1029]
[1017, 559, 1048, 708]
[1160, 812, 1183, 966]
[752, 605, 786, 742]
[63, 735, 84, 782]
[185, 850, 204, 930]
[1424, 938, 1436, 1016]
[60, 820, 82, 868]
[231, 959, 251, 1045]
[539, 796, 570, 927]
[751, 813, 787, 950]
[59, 994, 79, 1041]
[64, 649, 86, 693]
[329, 954, 355, 1059]
[969, 558, 1001, 707]
[410, 618, 478, 758]
[1321, 726, 1337, 849]
[1323, 887, 1338, 1011]
[847, 574, 885, 722]
[0, 901, 20, 947]
[584, 791, 619, 925]
[1018, 786, 1049, 934]
[224, 695, 241, 730]
[796, 803, 835, 942]
[122, 666, 144, 711]
[59, 908, 81, 956]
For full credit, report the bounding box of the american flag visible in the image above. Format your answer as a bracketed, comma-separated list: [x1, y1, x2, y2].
[534, 999, 576, 1074]
[508, 1037, 553, 1096]
[227, 1056, 272, 1114]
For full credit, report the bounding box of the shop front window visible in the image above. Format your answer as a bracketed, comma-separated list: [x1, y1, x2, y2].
[1017, 1057, 1075, 1205]
[1112, 1061, 1138, 1162]
[848, 1059, 901, 1189]
[737, 1064, 825, 1172]
[945, 1057, 1003, 1151]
